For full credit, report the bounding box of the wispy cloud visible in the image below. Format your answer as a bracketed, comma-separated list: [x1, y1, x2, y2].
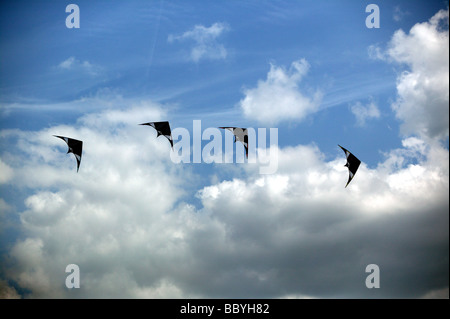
[389, 9, 448, 140]
[350, 100, 380, 126]
[168, 22, 229, 62]
[57, 57, 102, 76]
[393, 6, 410, 22]
[368, 9, 449, 141]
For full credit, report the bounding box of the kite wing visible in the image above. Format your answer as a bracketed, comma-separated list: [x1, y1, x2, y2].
[219, 127, 248, 157]
[54, 135, 83, 172]
[338, 144, 361, 188]
[140, 121, 173, 149]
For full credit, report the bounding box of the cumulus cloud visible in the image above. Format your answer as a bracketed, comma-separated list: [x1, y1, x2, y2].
[1, 11, 448, 297]
[368, 44, 386, 60]
[350, 100, 381, 126]
[1, 102, 448, 298]
[203, 145, 447, 296]
[197, 140, 448, 298]
[372, 9, 449, 140]
[239, 59, 322, 125]
[168, 22, 228, 62]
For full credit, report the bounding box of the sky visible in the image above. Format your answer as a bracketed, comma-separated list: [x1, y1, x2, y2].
[0, 0, 448, 299]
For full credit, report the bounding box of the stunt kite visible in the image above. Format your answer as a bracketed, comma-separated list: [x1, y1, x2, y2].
[219, 127, 248, 158]
[338, 144, 361, 188]
[140, 121, 173, 149]
[54, 135, 83, 172]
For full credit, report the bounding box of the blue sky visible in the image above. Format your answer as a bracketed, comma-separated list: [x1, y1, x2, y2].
[0, 1, 448, 299]
[0, 1, 446, 162]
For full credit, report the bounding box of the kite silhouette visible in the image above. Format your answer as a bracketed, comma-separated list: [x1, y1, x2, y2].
[219, 127, 248, 158]
[338, 145, 361, 188]
[140, 121, 173, 149]
[54, 135, 83, 172]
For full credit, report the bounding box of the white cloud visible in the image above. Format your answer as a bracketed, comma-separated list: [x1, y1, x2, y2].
[0, 158, 13, 183]
[57, 56, 101, 76]
[350, 100, 380, 126]
[368, 44, 387, 60]
[168, 22, 228, 62]
[239, 59, 322, 125]
[58, 56, 76, 69]
[2, 38, 449, 297]
[373, 9, 449, 140]
[1, 102, 199, 298]
[393, 6, 409, 22]
[2, 106, 447, 298]
[1, 6, 448, 301]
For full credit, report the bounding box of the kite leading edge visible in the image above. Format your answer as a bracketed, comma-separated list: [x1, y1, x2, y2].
[140, 121, 174, 149]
